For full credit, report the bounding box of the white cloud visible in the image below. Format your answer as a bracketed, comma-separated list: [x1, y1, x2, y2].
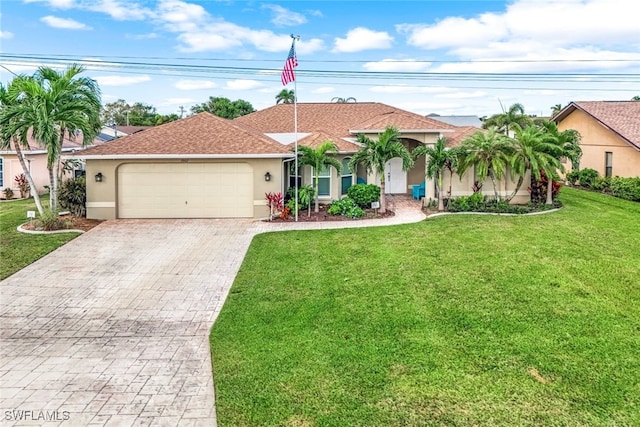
[370, 85, 452, 94]
[436, 91, 488, 99]
[0, 31, 13, 39]
[175, 80, 217, 90]
[40, 15, 92, 30]
[262, 4, 307, 26]
[87, 0, 152, 21]
[126, 32, 159, 40]
[94, 75, 151, 86]
[333, 27, 393, 53]
[25, 0, 76, 8]
[363, 59, 431, 72]
[312, 87, 335, 94]
[224, 79, 263, 90]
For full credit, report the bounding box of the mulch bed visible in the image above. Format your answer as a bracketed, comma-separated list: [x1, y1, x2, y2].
[21, 214, 104, 232]
[266, 205, 396, 222]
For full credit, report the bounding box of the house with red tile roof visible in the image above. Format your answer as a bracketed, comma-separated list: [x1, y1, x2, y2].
[554, 101, 640, 178]
[76, 102, 525, 220]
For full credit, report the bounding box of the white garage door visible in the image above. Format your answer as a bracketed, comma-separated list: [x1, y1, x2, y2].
[118, 163, 253, 218]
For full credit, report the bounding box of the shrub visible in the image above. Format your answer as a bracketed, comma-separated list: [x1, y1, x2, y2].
[3, 188, 14, 200]
[14, 174, 30, 198]
[565, 170, 580, 185]
[529, 170, 562, 204]
[610, 177, 640, 202]
[58, 176, 87, 217]
[578, 168, 599, 188]
[347, 184, 380, 208]
[591, 176, 611, 192]
[286, 185, 315, 213]
[37, 210, 70, 231]
[265, 192, 283, 220]
[448, 192, 484, 212]
[327, 197, 365, 219]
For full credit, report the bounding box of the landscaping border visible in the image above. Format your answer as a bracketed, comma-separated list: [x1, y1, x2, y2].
[426, 207, 561, 219]
[16, 223, 85, 235]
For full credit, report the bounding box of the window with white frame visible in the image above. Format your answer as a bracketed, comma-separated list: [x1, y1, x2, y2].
[0, 158, 3, 187]
[341, 157, 353, 195]
[313, 165, 331, 197]
[605, 152, 613, 178]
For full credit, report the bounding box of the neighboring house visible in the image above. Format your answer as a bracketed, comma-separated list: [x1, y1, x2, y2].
[426, 114, 483, 128]
[77, 103, 532, 220]
[0, 125, 148, 197]
[554, 101, 640, 177]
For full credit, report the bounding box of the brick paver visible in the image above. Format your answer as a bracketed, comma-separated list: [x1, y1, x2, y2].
[1, 196, 424, 426]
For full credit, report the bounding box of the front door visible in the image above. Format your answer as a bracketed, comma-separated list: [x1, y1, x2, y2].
[384, 157, 407, 194]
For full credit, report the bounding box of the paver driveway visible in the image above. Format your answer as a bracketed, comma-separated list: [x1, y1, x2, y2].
[0, 197, 425, 426]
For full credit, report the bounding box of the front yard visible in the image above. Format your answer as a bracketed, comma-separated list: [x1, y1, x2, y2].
[210, 187, 640, 426]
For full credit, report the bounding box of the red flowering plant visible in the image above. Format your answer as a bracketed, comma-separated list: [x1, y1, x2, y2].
[265, 192, 284, 221]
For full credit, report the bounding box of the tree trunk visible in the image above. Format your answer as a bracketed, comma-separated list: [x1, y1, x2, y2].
[448, 169, 453, 200]
[506, 175, 524, 203]
[314, 175, 319, 213]
[13, 138, 44, 215]
[379, 180, 387, 214]
[489, 170, 499, 201]
[437, 172, 444, 211]
[546, 175, 554, 205]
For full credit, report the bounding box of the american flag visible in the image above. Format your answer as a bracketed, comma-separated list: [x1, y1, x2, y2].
[281, 40, 298, 86]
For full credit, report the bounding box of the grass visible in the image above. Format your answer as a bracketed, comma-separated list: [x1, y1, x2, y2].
[210, 187, 640, 426]
[0, 196, 81, 280]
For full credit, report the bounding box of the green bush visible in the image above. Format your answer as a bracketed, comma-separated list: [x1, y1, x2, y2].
[347, 184, 380, 208]
[285, 185, 315, 213]
[591, 176, 611, 192]
[610, 177, 640, 202]
[327, 197, 365, 219]
[37, 210, 70, 231]
[578, 168, 599, 188]
[448, 194, 561, 214]
[58, 176, 86, 217]
[448, 192, 484, 212]
[3, 188, 14, 200]
[565, 170, 580, 185]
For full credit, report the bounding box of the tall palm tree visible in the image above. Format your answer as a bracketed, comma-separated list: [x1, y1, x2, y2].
[507, 124, 561, 202]
[3, 65, 101, 211]
[349, 126, 413, 214]
[551, 104, 563, 116]
[331, 97, 357, 103]
[483, 102, 532, 136]
[457, 129, 512, 201]
[413, 136, 452, 211]
[276, 89, 295, 104]
[540, 121, 575, 204]
[0, 80, 45, 215]
[297, 141, 341, 213]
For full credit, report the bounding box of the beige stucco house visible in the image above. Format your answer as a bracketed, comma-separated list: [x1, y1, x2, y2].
[554, 101, 640, 178]
[77, 103, 531, 220]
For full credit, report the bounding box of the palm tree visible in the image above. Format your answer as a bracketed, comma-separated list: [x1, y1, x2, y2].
[483, 102, 532, 136]
[276, 89, 295, 104]
[413, 136, 452, 211]
[331, 97, 357, 103]
[2, 65, 101, 211]
[297, 141, 341, 213]
[457, 129, 512, 201]
[0, 80, 45, 215]
[540, 121, 576, 204]
[507, 124, 561, 202]
[349, 126, 413, 214]
[551, 104, 563, 116]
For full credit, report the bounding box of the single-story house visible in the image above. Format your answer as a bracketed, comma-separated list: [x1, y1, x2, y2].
[554, 101, 640, 178]
[77, 102, 532, 220]
[0, 125, 148, 197]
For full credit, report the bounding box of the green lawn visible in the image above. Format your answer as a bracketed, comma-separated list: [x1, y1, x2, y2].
[210, 187, 640, 426]
[0, 197, 80, 280]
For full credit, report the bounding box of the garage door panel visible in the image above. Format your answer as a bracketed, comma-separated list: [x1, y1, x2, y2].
[118, 163, 253, 218]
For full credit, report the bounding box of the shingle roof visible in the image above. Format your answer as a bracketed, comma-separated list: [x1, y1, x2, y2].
[554, 101, 640, 150]
[445, 126, 482, 148]
[235, 102, 454, 137]
[78, 112, 292, 157]
[293, 131, 361, 153]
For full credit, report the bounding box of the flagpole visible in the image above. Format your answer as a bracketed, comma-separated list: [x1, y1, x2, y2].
[292, 34, 300, 222]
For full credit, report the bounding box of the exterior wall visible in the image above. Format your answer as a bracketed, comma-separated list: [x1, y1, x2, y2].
[441, 168, 532, 205]
[558, 109, 640, 177]
[86, 158, 284, 220]
[0, 153, 51, 195]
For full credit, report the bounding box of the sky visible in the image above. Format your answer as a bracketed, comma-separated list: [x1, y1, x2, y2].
[1, 0, 639, 119]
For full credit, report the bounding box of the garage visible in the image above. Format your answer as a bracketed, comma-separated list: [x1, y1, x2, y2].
[117, 162, 254, 218]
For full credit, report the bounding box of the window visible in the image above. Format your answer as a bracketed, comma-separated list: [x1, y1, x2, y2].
[605, 152, 613, 177]
[313, 165, 331, 197]
[288, 161, 301, 189]
[0, 158, 3, 187]
[341, 158, 353, 195]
